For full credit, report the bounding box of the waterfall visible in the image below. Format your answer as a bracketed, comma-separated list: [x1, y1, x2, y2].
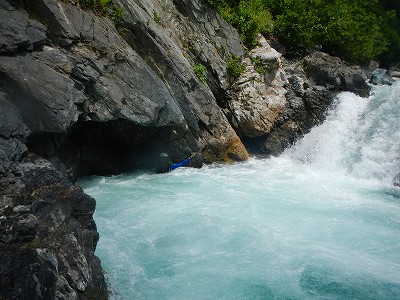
[286, 81, 400, 184]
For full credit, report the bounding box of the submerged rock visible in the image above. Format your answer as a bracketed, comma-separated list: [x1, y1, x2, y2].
[394, 174, 400, 187]
[390, 70, 400, 79]
[370, 68, 395, 86]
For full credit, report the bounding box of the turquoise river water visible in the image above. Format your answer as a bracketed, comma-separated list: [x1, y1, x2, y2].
[80, 81, 400, 299]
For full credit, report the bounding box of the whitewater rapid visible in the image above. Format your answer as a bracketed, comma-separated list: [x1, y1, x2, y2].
[80, 81, 400, 299]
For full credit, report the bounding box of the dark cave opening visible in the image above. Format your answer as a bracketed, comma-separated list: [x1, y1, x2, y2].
[26, 119, 176, 180]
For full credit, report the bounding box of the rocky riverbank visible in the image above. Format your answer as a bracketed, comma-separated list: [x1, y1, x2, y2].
[0, 0, 393, 298]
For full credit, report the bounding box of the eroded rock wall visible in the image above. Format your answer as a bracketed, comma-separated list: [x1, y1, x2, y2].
[1, 0, 249, 179]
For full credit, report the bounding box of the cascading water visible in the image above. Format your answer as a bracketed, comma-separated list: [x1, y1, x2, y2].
[80, 81, 400, 299]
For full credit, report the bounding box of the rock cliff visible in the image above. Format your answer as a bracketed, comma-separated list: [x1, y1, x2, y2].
[0, 0, 375, 298]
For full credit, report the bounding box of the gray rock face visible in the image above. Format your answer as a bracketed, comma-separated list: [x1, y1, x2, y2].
[0, 248, 58, 299]
[1, 0, 247, 169]
[303, 51, 371, 97]
[117, 0, 248, 162]
[0, 0, 47, 53]
[1, 154, 105, 300]
[0, 51, 83, 133]
[239, 52, 360, 156]
[260, 80, 334, 156]
[0, 94, 28, 176]
[228, 36, 287, 138]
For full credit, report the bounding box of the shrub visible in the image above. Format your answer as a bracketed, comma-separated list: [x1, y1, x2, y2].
[111, 5, 124, 24]
[226, 55, 245, 80]
[264, 0, 390, 63]
[153, 11, 161, 24]
[193, 64, 208, 82]
[251, 57, 265, 75]
[207, 0, 273, 47]
[76, 0, 124, 25]
[208, 0, 400, 64]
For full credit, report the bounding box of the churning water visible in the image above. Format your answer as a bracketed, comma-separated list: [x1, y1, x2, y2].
[80, 82, 400, 299]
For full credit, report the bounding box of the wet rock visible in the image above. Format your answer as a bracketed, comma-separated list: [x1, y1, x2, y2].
[0, 248, 58, 299]
[0, 153, 106, 299]
[303, 51, 371, 97]
[370, 68, 395, 85]
[55, 275, 77, 300]
[0, 0, 47, 53]
[394, 174, 400, 187]
[390, 70, 400, 79]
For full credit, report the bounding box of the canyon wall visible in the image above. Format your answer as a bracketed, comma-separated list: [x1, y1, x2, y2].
[0, 0, 374, 298]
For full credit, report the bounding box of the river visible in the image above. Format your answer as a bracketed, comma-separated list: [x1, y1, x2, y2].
[79, 81, 400, 299]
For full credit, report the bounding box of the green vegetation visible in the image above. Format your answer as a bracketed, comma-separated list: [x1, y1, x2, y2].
[207, 0, 274, 47]
[76, 0, 124, 24]
[207, 0, 400, 65]
[226, 55, 245, 80]
[111, 5, 124, 24]
[153, 11, 161, 24]
[193, 64, 208, 82]
[270, 0, 390, 63]
[251, 57, 265, 75]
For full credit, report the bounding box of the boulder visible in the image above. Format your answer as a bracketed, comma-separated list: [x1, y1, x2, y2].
[390, 70, 400, 79]
[228, 36, 287, 137]
[394, 174, 400, 187]
[303, 51, 371, 97]
[370, 68, 395, 85]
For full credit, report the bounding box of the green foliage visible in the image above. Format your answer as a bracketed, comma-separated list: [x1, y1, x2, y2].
[207, 0, 274, 47]
[207, 0, 400, 65]
[226, 55, 245, 80]
[78, 0, 110, 13]
[272, 0, 389, 62]
[153, 11, 161, 24]
[251, 57, 265, 75]
[377, 7, 400, 66]
[193, 64, 208, 82]
[76, 0, 124, 24]
[111, 5, 124, 24]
